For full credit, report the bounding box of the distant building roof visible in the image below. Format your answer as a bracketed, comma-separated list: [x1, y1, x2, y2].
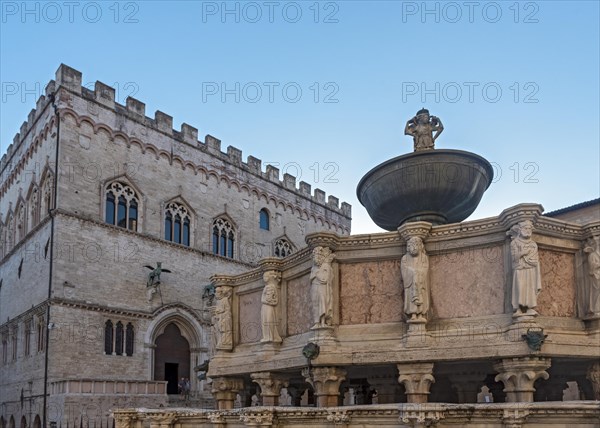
[544, 198, 600, 217]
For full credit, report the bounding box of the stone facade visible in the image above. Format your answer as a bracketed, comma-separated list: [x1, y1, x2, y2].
[0, 65, 351, 428]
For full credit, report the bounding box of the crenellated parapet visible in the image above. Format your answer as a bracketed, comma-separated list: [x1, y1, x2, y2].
[3, 64, 351, 220]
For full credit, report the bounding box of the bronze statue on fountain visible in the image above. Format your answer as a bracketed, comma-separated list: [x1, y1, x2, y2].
[357, 109, 494, 229]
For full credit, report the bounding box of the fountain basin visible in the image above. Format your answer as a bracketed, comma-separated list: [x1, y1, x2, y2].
[357, 149, 494, 230]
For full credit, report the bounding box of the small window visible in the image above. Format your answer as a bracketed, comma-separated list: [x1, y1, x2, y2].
[115, 321, 124, 356]
[259, 209, 270, 230]
[125, 323, 134, 356]
[104, 320, 113, 354]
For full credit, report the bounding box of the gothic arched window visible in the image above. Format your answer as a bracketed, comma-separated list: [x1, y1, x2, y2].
[212, 217, 235, 258]
[164, 202, 191, 246]
[259, 208, 270, 230]
[28, 187, 39, 230]
[274, 238, 294, 258]
[115, 321, 124, 356]
[125, 323, 134, 356]
[104, 320, 113, 354]
[105, 182, 139, 231]
[15, 202, 26, 242]
[40, 174, 54, 218]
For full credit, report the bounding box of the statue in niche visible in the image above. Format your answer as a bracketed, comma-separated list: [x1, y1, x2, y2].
[584, 236, 600, 316]
[213, 286, 233, 350]
[401, 236, 430, 321]
[508, 220, 542, 316]
[404, 108, 444, 151]
[261, 270, 282, 343]
[310, 246, 335, 329]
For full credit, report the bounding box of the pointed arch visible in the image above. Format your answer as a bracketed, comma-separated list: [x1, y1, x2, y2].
[163, 196, 195, 247]
[273, 235, 295, 258]
[26, 181, 40, 230]
[102, 175, 142, 232]
[212, 213, 237, 259]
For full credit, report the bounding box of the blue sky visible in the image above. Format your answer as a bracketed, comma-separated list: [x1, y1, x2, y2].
[1, 0, 599, 233]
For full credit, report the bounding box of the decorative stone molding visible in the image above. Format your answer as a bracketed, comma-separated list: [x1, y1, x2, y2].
[398, 221, 432, 242]
[239, 409, 275, 426]
[494, 357, 551, 402]
[398, 407, 444, 427]
[397, 362, 435, 403]
[251, 372, 289, 406]
[499, 204, 543, 230]
[302, 366, 347, 407]
[306, 232, 340, 251]
[501, 406, 530, 428]
[211, 377, 244, 410]
[586, 361, 600, 400]
[147, 413, 178, 428]
[326, 410, 350, 424]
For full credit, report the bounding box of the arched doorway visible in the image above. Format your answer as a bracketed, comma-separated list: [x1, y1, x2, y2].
[32, 416, 40, 428]
[8, 416, 14, 428]
[154, 323, 191, 394]
[19, 416, 26, 428]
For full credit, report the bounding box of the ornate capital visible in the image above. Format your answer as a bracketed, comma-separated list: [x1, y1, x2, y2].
[397, 362, 435, 403]
[302, 366, 347, 407]
[398, 221, 432, 241]
[306, 232, 340, 250]
[494, 357, 551, 402]
[251, 372, 289, 400]
[259, 257, 283, 272]
[499, 203, 543, 229]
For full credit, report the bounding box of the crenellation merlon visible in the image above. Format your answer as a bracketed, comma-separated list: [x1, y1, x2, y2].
[154, 111, 173, 132]
[246, 156, 262, 173]
[27, 109, 36, 128]
[20, 121, 28, 137]
[314, 189, 326, 203]
[299, 181, 311, 196]
[181, 123, 198, 144]
[341, 202, 352, 217]
[328, 195, 339, 209]
[126, 96, 146, 118]
[94, 81, 116, 108]
[283, 173, 296, 189]
[55, 63, 82, 94]
[227, 146, 242, 165]
[206, 135, 221, 153]
[266, 165, 279, 182]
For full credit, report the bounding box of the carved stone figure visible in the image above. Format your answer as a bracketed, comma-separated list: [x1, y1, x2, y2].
[213, 286, 233, 350]
[583, 236, 600, 316]
[310, 246, 335, 329]
[261, 270, 282, 343]
[401, 236, 430, 321]
[404, 108, 444, 152]
[508, 220, 542, 316]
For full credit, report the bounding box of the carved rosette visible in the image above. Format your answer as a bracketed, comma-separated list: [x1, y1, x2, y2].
[494, 357, 551, 402]
[302, 366, 347, 407]
[251, 372, 289, 406]
[586, 361, 600, 400]
[397, 362, 436, 404]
